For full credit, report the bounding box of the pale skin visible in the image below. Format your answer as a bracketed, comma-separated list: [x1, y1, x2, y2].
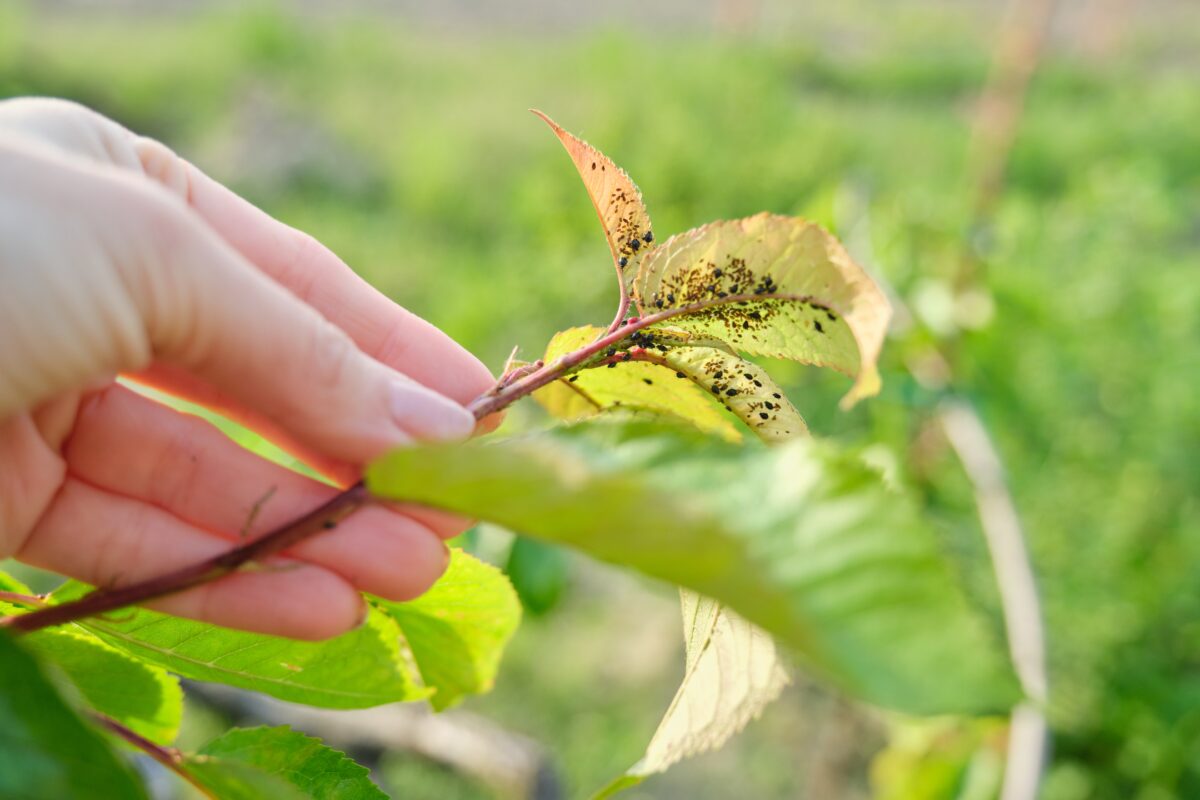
[0, 98, 498, 640]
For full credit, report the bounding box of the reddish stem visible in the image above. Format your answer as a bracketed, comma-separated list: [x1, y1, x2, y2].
[93, 713, 215, 798]
[2, 290, 815, 635]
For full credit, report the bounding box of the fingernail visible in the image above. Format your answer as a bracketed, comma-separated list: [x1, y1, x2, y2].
[390, 380, 475, 442]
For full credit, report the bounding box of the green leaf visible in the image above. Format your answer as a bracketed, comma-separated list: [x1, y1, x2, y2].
[23, 628, 182, 745]
[187, 725, 386, 800]
[533, 111, 654, 291]
[366, 419, 1019, 715]
[534, 326, 740, 440]
[633, 213, 891, 407]
[375, 549, 521, 711]
[506, 537, 570, 615]
[182, 758, 308, 800]
[52, 584, 429, 709]
[0, 631, 146, 800]
[595, 593, 791, 798]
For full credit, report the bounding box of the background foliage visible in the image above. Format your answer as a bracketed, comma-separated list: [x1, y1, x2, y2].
[2, 1, 1198, 798]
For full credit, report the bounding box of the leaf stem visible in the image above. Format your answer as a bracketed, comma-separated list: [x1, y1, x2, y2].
[0, 590, 46, 608]
[92, 712, 215, 798]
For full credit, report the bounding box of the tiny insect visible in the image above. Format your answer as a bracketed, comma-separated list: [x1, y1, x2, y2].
[675, 371, 686, 378]
[607, 362, 617, 368]
[758, 412, 769, 420]
[772, 393, 782, 399]
[713, 268, 723, 278]
[642, 378, 653, 385]
[629, 239, 641, 251]
[814, 320, 824, 334]
[655, 299, 664, 308]
[725, 388, 738, 397]
[713, 371, 724, 379]
[568, 375, 579, 382]
[618, 256, 629, 268]
[666, 293, 675, 303]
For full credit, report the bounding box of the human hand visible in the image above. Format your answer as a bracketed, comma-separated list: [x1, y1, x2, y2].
[0, 98, 495, 639]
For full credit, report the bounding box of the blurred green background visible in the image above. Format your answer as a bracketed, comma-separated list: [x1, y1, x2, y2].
[2, 1, 1198, 798]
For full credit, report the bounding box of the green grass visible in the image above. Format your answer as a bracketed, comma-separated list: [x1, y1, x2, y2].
[2, 1, 1198, 797]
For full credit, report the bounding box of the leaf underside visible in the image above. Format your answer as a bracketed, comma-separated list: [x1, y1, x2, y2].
[366, 419, 1019, 716]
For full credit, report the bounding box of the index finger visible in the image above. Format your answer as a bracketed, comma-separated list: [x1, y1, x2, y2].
[133, 137, 496, 407]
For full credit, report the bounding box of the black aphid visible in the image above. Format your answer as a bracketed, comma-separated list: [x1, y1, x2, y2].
[643, 230, 654, 243]
[743, 373, 753, 379]
[675, 371, 686, 378]
[655, 299, 664, 308]
[618, 256, 629, 268]
[725, 388, 738, 397]
[772, 392, 782, 399]
[753, 380, 762, 387]
[606, 348, 616, 357]
[568, 375, 579, 382]
[713, 371, 723, 379]
[607, 362, 616, 368]
[713, 268, 723, 278]
[629, 239, 641, 251]
[322, 520, 337, 530]
[758, 412, 769, 420]
[642, 378, 653, 385]
[814, 320, 824, 334]
[666, 293, 675, 303]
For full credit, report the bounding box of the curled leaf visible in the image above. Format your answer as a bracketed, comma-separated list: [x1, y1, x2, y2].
[648, 331, 808, 441]
[533, 326, 739, 440]
[533, 111, 654, 293]
[635, 213, 891, 407]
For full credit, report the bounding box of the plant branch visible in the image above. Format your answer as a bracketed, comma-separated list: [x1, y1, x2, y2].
[1, 485, 370, 635]
[939, 399, 1048, 800]
[92, 712, 214, 798]
[469, 290, 828, 418]
[2, 290, 817, 635]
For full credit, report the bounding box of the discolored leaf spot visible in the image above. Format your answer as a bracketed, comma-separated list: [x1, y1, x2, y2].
[533, 111, 654, 294]
[647, 330, 808, 442]
[634, 213, 891, 408]
[533, 326, 739, 440]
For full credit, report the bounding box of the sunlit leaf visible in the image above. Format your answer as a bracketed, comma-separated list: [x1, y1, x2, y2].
[375, 549, 521, 711]
[634, 213, 891, 407]
[594, 595, 790, 798]
[366, 419, 1018, 715]
[23, 628, 183, 745]
[534, 326, 739, 439]
[52, 583, 429, 709]
[648, 332, 808, 441]
[187, 726, 385, 800]
[533, 111, 654, 292]
[0, 632, 146, 800]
